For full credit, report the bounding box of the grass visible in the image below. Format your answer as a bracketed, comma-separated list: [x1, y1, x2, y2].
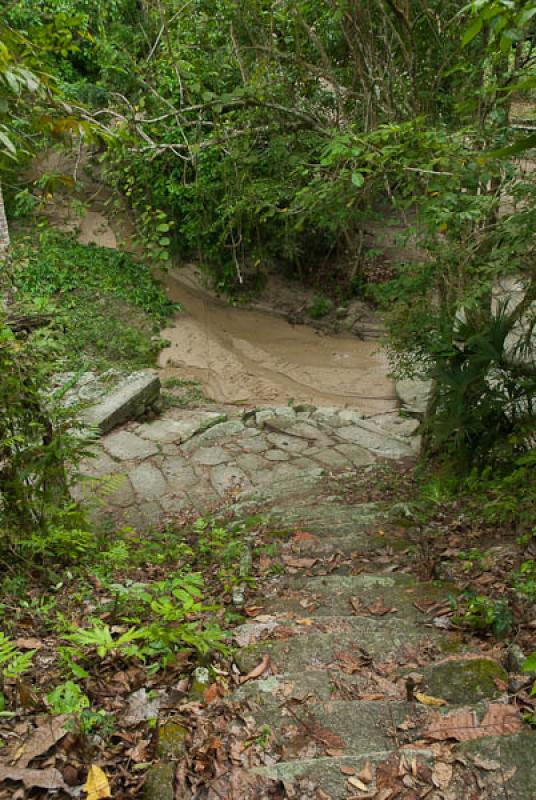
[9, 226, 178, 375]
[162, 377, 213, 409]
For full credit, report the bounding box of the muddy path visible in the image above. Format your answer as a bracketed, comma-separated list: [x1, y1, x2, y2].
[158, 266, 397, 412]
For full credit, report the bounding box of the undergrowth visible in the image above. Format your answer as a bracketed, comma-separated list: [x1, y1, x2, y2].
[9, 226, 177, 374]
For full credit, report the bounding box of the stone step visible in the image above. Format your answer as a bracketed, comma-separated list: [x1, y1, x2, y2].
[248, 699, 427, 759]
[252, 750, 431, 800]
[259, 573, 446, 620]
[234, 615, 445, 675]
[235, 669, 380, 704]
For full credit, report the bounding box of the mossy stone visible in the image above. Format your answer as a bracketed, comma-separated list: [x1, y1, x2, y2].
[157, 720, 188, 758]
[426, 657, 507, 704]
[144, 763, 175, 800]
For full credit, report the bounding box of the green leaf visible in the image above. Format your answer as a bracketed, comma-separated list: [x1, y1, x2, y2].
[522, 652, 536, 673]
[485, 133, 536, 158]
[0, 129, 16, 155]
[351, 172, 365, 188]
[462, 17, 483, 46]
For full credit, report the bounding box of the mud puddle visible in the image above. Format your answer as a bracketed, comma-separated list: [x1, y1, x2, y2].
[159, 268, 397, 412]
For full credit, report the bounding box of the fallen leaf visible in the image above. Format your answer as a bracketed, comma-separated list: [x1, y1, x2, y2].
[472, 756, 500, 771]
[348, 776, 369, 791]
[122, 689, 161, 726]
[367, 597, 394, 616]
[244, 606, 264, 617]
[296, 618, 314, 626]
[16, 716, 69, 768]
[84, 765, 111, 800]
[415, 691, 448, 707]
[340, 765, 356, 775]
[432, 761, 453, 789]
[239, 655, 271, 684]
[282, 557, 318, 569]
[425, 703, 523, 742]
[425, 709, 479, 741]
[0, 766, 71, 793]
[203, 682, 221, 704]
[480, 703, 524, 737]
[358, 760, 373, 784]
[15, 638, 43, 650]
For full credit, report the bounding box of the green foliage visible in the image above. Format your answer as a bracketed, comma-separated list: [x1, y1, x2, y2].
[453, 592, 513, 638]
[47, 680, 90, 714]
[9, 228, 175, 374]
[0, 633, 35, 711]
[64, 571, 228, 673]
[12, 228, 174, 319]
[307, 295, 333, 320]
[0, 315, 89, 554]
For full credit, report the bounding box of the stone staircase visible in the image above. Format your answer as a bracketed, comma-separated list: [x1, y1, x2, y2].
[223, 492, 536, 800]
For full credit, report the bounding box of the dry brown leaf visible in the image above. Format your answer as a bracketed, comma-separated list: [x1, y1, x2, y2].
[348, 775, 369, 791]
[239, 655, 271, 684]
[432, 761, 453, 789]
[367, 597, 394, 616]
[340, 765, 356, 776]
[282, 556, 318, 569]
[425, 709, 479, 741]
[203, 682, 221, 704]
[358, 760, 373, 784]
[15, 716, 69, 768]
[480, 703, 524, 737]
[84, 765, 111, 800]
[0, 766, 71, 793]
[415, 691, 448, 707]
[15, 638, 43, 650]
[425, 703, 523, 742]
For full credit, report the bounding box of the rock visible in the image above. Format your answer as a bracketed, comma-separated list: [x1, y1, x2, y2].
[144, 762, 175, 800]
[135, 418, 192, 443]
[210, 464, 250, 495]
[191, 446, 230, 466]
[103, 431, 159, 461]
[425, 657, 508, 705]
[395, 378, 433, 416]
[265, 449, 289, 462]
[256, 408, 296, 427]
[338, 409, 364, 425]
[504, 644, 527, 674]
[83, 371, 161, 434]
[157, 721, 188, 759]
[130, 462, 167, 500]
[195, 420, 245, 444]
[335, 421, 413, 459]
[335, 306, 349, 319]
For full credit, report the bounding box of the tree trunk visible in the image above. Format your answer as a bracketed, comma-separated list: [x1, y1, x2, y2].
[0, 180, 10, 263]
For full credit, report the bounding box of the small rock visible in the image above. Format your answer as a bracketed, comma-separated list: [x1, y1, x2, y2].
[157, 721, 188, 759]
[144, 762, 175, 800]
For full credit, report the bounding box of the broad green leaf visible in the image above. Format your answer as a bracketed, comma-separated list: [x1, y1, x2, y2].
[351, 172, 365, 188]
[522, 652, 536, 673]
[462, 17, 483, 46]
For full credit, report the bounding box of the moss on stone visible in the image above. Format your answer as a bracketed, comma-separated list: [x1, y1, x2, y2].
[157, 720, 188, 758]
[144, 763, 175, 800]
[426, 657, 507, 704]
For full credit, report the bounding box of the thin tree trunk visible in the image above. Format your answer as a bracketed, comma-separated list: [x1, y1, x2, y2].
[0, 181, 9, 262]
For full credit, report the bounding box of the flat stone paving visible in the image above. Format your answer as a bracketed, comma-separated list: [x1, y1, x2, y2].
[77, 405, 419, 528]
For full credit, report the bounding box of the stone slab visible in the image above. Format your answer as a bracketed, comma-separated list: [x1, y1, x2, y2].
[103, 430, 159, 461]
[83, 370, 161, 434]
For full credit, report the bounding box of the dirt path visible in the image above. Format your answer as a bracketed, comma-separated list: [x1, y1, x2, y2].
[159, 267, 396, 412]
